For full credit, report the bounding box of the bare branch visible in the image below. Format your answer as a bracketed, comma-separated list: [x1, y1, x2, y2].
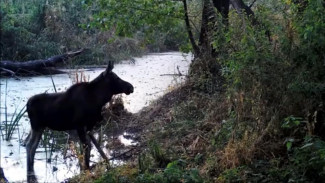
[249, 0, 257, 8]
[88, 132, 110, 164]
[0, 68, 20, 80]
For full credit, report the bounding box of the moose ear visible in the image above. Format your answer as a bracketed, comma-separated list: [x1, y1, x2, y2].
[106, 61, 114, 72]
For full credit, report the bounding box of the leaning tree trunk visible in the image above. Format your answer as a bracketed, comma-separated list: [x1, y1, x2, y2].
[230, 0, 255, 18]
[182, 0, 200, 57]
[213, 0, 230, 25]
[230, 0, 271, 40]
[0, 49, 85, 77]
[198, 0, 217, 57]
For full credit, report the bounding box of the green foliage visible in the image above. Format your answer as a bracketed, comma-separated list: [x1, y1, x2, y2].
[138, 153, 152, 174]
[203, 1, 325, 182]
[2, 104, 26, 141]
[123, 1, 325, 182]
[281, 115, 309, 151]
[95, 155, 203, 183]
[173, 100, 204, 121]
[0, 0, 58, 60]
[94, 165, 138, 183]
[0, 0, 189, 64]
[243, 138, 325, 182]
[288, 0, 325, 96]
[158, 97, 207, 141]
[138, 140, 170, 174]
[217, 137, 325, 183]
[189, 57, 223, 94]
[286, 137, 325, 182]
[87, 0, 189, 52]
[136, 160, 203, 183]
[212, 0, 325, 130]
[4, 105, 26, 141]
[148, 140, 169, 168]
[91, 0, 183, 35]
[282, 116, 303, 129]
[217, 167, 242, 182]
[0, 0, 146, 64]
[213, 118, 235, 148]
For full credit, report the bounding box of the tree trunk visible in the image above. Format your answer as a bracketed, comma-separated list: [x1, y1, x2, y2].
[230, 0, 271, 40]
[230, 0, 254, 17]
[0, 49, 85, 76]
[230, 0, 256, 24]
[198, 0, 216, 57]
[212, 0, 230, 25]
[182, 0, 200, 57]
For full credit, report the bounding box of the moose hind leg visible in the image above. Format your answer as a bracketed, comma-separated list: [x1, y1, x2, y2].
[26, 129, 43, 177]
[77, 128, 91, 170]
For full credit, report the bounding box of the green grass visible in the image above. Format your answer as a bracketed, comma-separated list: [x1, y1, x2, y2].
[4, 105, 26, 141]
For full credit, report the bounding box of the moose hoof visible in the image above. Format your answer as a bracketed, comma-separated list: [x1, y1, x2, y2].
[27, 172, 38, 183]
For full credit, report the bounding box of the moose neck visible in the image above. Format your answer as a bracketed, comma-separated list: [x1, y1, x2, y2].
[89, 73, 114, 107]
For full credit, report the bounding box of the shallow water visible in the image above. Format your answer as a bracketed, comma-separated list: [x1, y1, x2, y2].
[0, 52, 192, 182]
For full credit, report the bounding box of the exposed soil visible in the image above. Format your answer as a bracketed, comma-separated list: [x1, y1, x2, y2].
[96, 84, 192, 162]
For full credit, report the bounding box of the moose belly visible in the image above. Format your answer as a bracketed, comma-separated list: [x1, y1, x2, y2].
[43, 110, 102, 131]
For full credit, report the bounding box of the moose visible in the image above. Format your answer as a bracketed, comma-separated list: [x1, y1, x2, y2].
[26, 62, 134, 182]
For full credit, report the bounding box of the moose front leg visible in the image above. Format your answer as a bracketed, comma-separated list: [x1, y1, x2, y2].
[77, 128, 91, 170]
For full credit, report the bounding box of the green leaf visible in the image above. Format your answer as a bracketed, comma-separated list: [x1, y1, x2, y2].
[166, 161, 178, 169]
[286, 141, 293, 151]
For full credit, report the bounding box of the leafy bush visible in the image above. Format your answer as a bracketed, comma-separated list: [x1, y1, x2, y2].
[89, 0, 188, 52]
[136, 160, 203, 183]
[94, 165, 138, 183]
[0, 0, 154, 64]
[94, 159, 203, 183]
[0, 0, 59, 60]
[288, 137, 325, 182]
[211, 0, 325, 133]
[206, 1, 325, 181]
[216, 136, 325, 183]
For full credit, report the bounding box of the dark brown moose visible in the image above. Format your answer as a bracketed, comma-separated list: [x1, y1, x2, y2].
[26, 62, 134, 182]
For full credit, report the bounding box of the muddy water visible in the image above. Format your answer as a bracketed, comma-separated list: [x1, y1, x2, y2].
[0, 52, 192, 182]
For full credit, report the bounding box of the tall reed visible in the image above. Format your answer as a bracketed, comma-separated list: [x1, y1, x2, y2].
[1, 79, 26, 141]
[5, 105, 26, 141]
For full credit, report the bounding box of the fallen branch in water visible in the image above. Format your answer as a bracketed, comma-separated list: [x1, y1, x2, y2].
[109, 147, 138, 161]
[0, 68, 20, 80]
[160, 73, 187, 76]
[160, 65, 186, 76]
[0, 49, 85, 76]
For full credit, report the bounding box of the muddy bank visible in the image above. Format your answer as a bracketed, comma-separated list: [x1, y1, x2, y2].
[97, 84, 192, 161]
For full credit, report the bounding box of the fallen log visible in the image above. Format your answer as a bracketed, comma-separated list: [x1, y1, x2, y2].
[0, 49, 85, 76]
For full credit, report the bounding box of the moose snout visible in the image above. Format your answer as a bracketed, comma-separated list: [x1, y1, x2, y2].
[125, 84, 134, 95]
